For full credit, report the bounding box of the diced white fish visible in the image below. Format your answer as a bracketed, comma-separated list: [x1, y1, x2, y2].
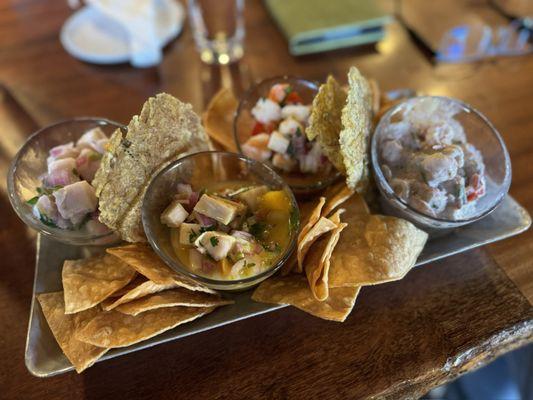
[390, 178, 410, 201]
[160, 200, 189, 228]
[234, 185, 269, 211]
[76, 148, 102, 183]
[194, 231, 236, 261]
[46, 157, 80, 187]
[193, 194, 244, 225]
[281, 104, 310, 122]
[179, 223, 202, 246]
[76, 127, 108, 153]
[278, 117, 303, 136]
[47, 142, 80, 164]
[424, 119, 466, 147]
[381, 140, 404, 165]
[242, 133, 272, 162]
[53, 181, 98, 224]
[251, 98, 281, 124]
[299, 141, 323, 174]
[272, 153, 297, 172]
[420, 152, 459, 187]
[33, 195, 70, 229]
[267, 131, 290, 154]
[461, 143, 485, 177]
[85, 218, 111, 235]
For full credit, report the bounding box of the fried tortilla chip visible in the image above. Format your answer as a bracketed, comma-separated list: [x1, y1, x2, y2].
[107, 243, 216, 293]
[202, 88, 238, 151]
[100, 279, 178, 311]
[62, 254, 136, 314]
[329, 196, 428, 287]
[339, 66, 373, 190]
[368, 78, 381, 115]
[305, 222, 348, 301]
[295, 197, 326, 273]
[322, 184, 354, 217]
[93, 93, 210, 242]
[115, 289, 233, 316]
[75, 306, 215, 348]
[252, 275, 360, 322]
[37, 292, 108, 373]
[307, 75, 347, 173]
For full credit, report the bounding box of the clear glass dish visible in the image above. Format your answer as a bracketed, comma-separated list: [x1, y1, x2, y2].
[371, 96, 512, 236]
[142, 151, 300, 291]
[233, 76, 341, 195]
[7, 118, 122, 246]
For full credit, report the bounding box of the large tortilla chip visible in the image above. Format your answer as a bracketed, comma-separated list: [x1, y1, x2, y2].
[62, 254, 136, 314]
[107, 243, 216, 293]
[202, 88, 238, 151]
[329, 196, 428, 287]
[252, 275, 360, 322]
[322, 184, 355, 217]
[339, 66, 373, 190]
[305, 222, 348, 301]
[307, 75, 347, 173]
[93, 93, 210, 242]
[37, 292, 108, 373]
[75, 306, 215, 348]
[100, 279, 178, 311]
[115, 289, 233, 316]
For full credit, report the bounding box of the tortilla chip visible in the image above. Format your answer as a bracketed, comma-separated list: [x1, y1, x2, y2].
[305, 222, 348, 301]
[294, 197, 326, 273]
[202, 88, 238, 151]
[100, 279, 178, 311]
[107, 243, 216, 294]
[115, 289, 233, 316]
[307, 75, 347, 173]
[339, 66, 373, 190]
[322, 184, 355, 217]
[62, 254, 136, 314]
[37, 292, 108, 373]
[329, 196, 428, 287]
[75, 306, 215, 348]
[368, 78, 381, 115]
[93, 93, 210, 242]
[252, 275, 360, 322]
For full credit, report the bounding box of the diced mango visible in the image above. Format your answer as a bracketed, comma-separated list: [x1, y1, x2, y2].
[260, 190, 291, 213]
[220, 258, 232, 275]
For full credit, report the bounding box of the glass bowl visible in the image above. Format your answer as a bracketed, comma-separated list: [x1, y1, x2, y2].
[371, 96, 512, 236]
[233, 76, 341, 195]
[7, 118, 122, 246]
[142, 151, 300, 291]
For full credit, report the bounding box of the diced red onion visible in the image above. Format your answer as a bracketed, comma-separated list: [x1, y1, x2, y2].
[195, 212, 216, 227]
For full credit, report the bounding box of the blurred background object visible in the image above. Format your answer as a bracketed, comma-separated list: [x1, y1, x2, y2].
[264, 0, 391, 55]
[189, 0, 245, 64]
[61, 0, 185, 66]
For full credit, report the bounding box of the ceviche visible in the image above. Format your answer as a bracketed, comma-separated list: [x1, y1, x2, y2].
[378, 97, 486, 220]
[241, 83, 333, 177]
[161, 181, 297, 280]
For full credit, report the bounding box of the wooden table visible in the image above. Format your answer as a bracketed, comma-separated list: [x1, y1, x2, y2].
[0, 1, 532, 398]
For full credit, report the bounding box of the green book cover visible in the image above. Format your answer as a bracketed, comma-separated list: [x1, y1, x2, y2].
[264, 0, 391, 55]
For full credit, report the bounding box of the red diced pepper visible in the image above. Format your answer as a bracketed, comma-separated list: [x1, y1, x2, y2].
[251, 122, 266, 136]
[285, 91, 303, 104]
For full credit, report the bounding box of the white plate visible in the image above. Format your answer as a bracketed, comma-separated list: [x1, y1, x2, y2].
[60, 0, 184, 65]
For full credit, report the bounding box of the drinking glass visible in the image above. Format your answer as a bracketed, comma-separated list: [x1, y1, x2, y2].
[188, 0, 245, 65]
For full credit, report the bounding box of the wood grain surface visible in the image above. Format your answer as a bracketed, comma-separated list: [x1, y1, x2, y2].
[0, 0, 532, 399]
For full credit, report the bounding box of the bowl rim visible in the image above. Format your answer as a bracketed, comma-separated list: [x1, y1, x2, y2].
[233, 75, 342, 192]
[142, 150, 300, 287]
[371, 95, 512, 225]
[7, 117, 124, 243]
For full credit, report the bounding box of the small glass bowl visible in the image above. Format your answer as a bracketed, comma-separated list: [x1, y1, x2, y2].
[371, 96, 512, 236]
[233, 76, 341, 195]
[142, 151, 300, 291]
[7, 118, 122, 246]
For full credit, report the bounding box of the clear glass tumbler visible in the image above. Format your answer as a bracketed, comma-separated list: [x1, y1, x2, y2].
[188, 0, 245, 65]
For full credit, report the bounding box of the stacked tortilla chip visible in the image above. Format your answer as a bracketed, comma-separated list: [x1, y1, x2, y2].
[252, 184, 428, 322]
[37, 244, 232, 373]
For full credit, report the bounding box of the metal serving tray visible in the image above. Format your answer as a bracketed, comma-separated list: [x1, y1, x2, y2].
[25, 195, 531, 377]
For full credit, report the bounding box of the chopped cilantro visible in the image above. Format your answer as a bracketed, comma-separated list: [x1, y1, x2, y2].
[284, 85, 293, 95]
[289, 207, 299, 232]
[199, 225, 216, 234]
[36, 185, 63, 196]
[39, 214, 57, 228]
[286, 141, 295, 157]
[26, 196, 40, 206]
[249, 222, 267, 238]
[295, 127, 302, 137]
[210, 236, 219, 247]
[188, 230, 198, 243]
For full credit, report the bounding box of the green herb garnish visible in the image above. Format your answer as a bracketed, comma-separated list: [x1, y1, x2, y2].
[286, 141, 295, 157]
[39, 214, 57, 228]
[188, 230, 198, 243]
[199, 225, 216, 234]
[249, 222, 267, 238]
[210, 236, 219, 247]
[289, 207, 299, 232]
[26, 196, 40, 206]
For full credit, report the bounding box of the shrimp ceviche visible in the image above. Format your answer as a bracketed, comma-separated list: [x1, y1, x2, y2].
[161, 182, 297, 281]
[378, 97, 486, 220]
[28, 127, 111, 235]
[241, 83, 332, 177]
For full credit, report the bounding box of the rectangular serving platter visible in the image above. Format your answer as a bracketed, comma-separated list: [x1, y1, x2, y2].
[25, 194, 531, 377]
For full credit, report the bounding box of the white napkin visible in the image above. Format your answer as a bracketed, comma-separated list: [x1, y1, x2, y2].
[83, 0, 163, 67]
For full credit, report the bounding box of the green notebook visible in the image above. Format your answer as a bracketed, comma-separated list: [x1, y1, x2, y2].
[264, 0, 391, 55]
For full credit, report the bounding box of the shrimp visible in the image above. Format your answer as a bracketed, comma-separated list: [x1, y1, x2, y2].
[242, 133, 272, 162]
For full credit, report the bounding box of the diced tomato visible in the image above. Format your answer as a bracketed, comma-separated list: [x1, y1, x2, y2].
[285, 91, 303, 104]
[251, 122, 266, 136]
[466, 174, 485, 202]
